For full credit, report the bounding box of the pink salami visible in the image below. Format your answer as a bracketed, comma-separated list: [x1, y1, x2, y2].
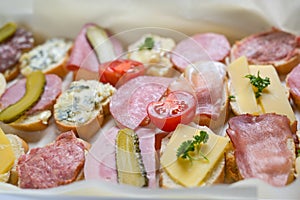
[110, 76, 174, 130]
[0, 74, 62, 114]
[231, 29, 299, 63]
[171, 33, 230, 71]
[17, 131, 86, 189]
[84, 126, 157, 188]
[227, 114, 294, 187]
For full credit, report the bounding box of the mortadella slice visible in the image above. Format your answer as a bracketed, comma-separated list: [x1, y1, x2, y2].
[110, 76, 174, 130]
[226, 113, 295, 187]
[0, 74, 62, 114]
[84, 126, 157, 188]
[171, 33, 230, 72]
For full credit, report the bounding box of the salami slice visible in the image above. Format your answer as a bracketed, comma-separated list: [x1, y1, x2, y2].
[110, 76, 174, 129]
[0, 44, 20, 73]
[17, 131, 86, 189]
[0, 28, 34, 73]
[84, 126, 157, 188]
[10, 28, 34, 50]
[171, 33, 230, 71]
[231, 29, 298, 63]
[0, 74, 62, 114]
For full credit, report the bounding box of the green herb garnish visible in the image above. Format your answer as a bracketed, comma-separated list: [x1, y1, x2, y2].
[229, 95, 236, 101]
[176, 131, 209, 162]
[245, 71, 270, 98]
[297, 149, 300, 157]
[139, 37, 154, 51]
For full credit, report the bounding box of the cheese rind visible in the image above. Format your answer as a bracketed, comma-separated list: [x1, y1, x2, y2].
[249, 65, 296, 125]
[227, 56, 260, 114]
[0, 128, 15, 174]
[160, 124, 229, 187]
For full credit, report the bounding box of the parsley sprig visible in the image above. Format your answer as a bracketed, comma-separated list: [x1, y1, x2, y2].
[139, 37, 154, 51]
[176, 131, 209, 162]
[297, 149, 300, 157]
[245, 71, 270, 98]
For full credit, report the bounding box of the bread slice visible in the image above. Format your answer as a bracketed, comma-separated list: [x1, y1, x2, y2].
[9, 110, 52, 131]
[159, 136, 226, 188]
[54, 80, 115, 140]
[3, 65, 19, 82]
[0, 134, 28, 185]
[19, 38, 73, 78]
[0, 73, 6, 97]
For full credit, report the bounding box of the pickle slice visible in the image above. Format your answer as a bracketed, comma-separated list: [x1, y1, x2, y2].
[0, 22, 17, 43]
[0, 71, 46, 123]
[116, 128, 148, 187]
[86, 25, 116, 63]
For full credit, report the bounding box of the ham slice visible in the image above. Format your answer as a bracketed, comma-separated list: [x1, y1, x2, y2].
[110, 76, 174, 130]
[84, 126, 157, 188]
[169, 61, 227, 123]
[0, 74, 62, 114]
[227, 113, 295, 187]
[66, 23, 99, 72]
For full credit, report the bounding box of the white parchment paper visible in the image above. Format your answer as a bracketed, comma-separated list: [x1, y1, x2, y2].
[0, 0, 300, 199]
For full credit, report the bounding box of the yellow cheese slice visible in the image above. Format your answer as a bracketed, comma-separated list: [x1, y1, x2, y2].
[227, 56, 261, 114]
[249, 65, 296, 125]
[0, 128, 15, 174]
[160, 124, 229, 187]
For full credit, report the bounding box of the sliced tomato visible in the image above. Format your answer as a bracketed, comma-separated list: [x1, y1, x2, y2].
[147, 91, 196, 132]
[99, 59, 145, 87]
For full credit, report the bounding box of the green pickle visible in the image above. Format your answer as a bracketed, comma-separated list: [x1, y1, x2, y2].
[0, 71, 46, 123]
[116, 128, 149, 187]
[86, 25, 116, 63]
[0, 22, 17, 43]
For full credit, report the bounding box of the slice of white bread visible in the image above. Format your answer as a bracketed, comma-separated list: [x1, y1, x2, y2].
[3, 65, 19, 82]
[19, 38, 73, 78]
[9, 110, 52, 131]
[159, 131, 227, 188]
[0, 73, 6, 97]
[0, 134, 28, 185]
[54, 80, 115, 140]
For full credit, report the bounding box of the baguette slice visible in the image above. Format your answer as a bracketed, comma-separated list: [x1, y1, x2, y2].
[54, 80, 115, 140]
[19, 38, 73, 78]
[0, 134, 28, 185]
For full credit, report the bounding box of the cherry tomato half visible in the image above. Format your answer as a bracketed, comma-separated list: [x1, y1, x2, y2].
[99, 59, 145, 87]
[147, 91, 196, 132]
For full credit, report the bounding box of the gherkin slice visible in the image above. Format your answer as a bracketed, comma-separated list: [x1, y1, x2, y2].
[116, 128, 148, 187]
[0, 22, 17, 43]
[0, 70, 45, 123]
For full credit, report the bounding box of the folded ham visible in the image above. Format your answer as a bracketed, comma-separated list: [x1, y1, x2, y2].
[227, 113, 295, 187]
[84, 126, 157, 188]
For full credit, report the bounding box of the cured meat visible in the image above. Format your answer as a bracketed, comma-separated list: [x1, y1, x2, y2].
[66, 23, 99, 71]
[110, 76, 174, 129]
[226, 114, 295, 187]
[169, 61, 227, 122]
[0, 28, 34, 73]
[0, 44, 20, 73]
[286, 63, 300, 106]
[17, 131, 86, 189]
[0, 74, 62, 114]
[67, 24, 123, 72]
[84, 126, 157, 188]
[231, 29, 299, 64]
[171, 33, 230, 71]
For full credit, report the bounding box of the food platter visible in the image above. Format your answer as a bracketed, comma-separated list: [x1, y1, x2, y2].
[0, 0, 300, 199]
